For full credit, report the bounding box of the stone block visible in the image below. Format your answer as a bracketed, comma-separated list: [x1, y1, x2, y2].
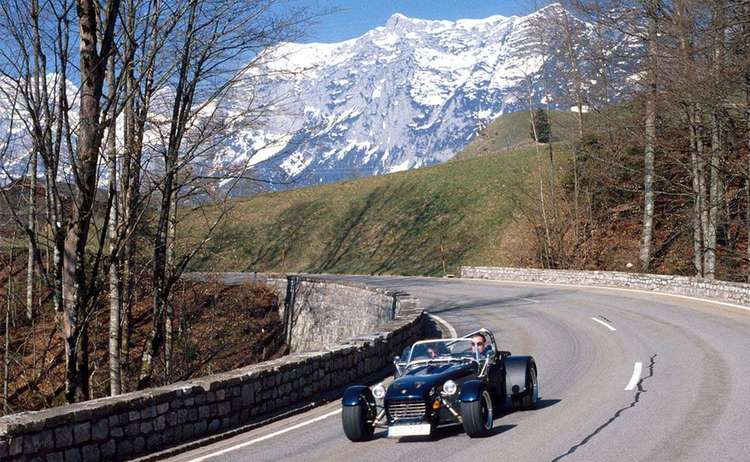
[157, 402, 170, 415]
[182, 424, 194, 439]
[55, 426, 74, 448]
[116, 439, 133, 459]
[126, 422, 140, 436]
[100, 439, 116, 458]
[195, 420, 207, 435]
[133, 436, 146, 454]
[208, 419, 221, 432]
[73, 422, 91, 445]
[140, 420, 153, 434]
[91, 419, 108, 441]
[81, 444, 99, 462]
[141, 406, 157, 420]
[110, 426, 124, 438]
[154, 416, 166, 432]
[64, 447, 82, 462]
[47, 451, 64, 462]
[146, 433, 162, 451]
[9, 436, 23, 456]
[22, 430, 53, 453]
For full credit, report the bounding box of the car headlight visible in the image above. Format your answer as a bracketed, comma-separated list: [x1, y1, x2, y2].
[372, 383, 386, 399]
[442, 380, 457, 395]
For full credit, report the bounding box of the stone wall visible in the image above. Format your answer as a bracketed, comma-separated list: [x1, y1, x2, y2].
[0, 276, 424, 462]
[187, 273, 398, 352]
[461, 266, 750, 307]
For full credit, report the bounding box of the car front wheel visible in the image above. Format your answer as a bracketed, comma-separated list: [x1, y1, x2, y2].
[461, 388, 494, 437]
[342, 400, 375, 442]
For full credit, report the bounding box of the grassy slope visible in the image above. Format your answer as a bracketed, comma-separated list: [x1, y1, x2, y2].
[455, 110, 580, 161]
[189, 113, 572, 276]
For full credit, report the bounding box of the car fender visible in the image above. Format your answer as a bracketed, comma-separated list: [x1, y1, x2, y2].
[459, 379, 485, 403]
[342, 385, 374, 407]
[504, 355, 536, 397]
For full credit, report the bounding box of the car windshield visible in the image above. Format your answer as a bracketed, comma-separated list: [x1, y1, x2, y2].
[407, 339, 479, 365]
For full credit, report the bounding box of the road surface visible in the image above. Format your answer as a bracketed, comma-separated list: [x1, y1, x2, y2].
[166, 276, 750, 462]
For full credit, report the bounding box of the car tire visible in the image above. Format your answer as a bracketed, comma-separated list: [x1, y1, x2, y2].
[512, 364, 539, 411]
[461, 388, 494, 437]
[342, 400, 375, 442]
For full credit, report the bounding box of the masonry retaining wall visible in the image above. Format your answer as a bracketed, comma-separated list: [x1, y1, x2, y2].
[0, 276, 424, 462]
[460, 266, 750, 307]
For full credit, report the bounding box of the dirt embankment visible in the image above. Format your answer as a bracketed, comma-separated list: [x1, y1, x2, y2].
[1, 270, 285, 414]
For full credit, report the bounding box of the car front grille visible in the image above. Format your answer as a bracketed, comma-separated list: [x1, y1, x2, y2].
[387, 399, 426, 420]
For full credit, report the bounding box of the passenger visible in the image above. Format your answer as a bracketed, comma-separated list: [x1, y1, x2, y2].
[426, 342, 449, 358]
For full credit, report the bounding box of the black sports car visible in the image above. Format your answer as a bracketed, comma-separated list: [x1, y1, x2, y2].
[341, 329, 538, 440]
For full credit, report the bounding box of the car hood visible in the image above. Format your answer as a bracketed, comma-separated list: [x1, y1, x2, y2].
[386, 361, 476, 400]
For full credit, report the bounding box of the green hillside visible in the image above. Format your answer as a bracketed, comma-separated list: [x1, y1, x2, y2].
[455, 110, 580, 161]
[188, 115, 571, 276]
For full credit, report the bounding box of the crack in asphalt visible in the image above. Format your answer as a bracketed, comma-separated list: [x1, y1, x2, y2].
[550, 354, 658, 462]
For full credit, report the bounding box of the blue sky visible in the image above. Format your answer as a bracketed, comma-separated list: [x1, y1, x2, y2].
[295, 0, 553, 43]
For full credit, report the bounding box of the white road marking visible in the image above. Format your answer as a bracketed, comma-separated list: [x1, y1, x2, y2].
[428, 313, 458, 338]
[625, 362, 643, 391]
[591, 317, 617, 331]
[465, 278, 750, 313]
[519, 297, 540, 304]
[187, 408, 342, 462]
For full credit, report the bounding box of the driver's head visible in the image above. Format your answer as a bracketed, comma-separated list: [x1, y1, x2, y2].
[471, 333, 487, 354]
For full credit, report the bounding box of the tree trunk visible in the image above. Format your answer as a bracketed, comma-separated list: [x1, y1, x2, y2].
[3, 234, 16, 414]
[689, 107, 704, 276]
[140, 0, 198, 389]
[61, 0, 120, 403]
[704, 2, 725, 280]
[744, 1, 750, 282]
[528, 82, 553, 267]
[164, 190, 177, 380]
[26, 152, 37, 322]
[106, 53, 121, 396]
[639, 3, 658, 272]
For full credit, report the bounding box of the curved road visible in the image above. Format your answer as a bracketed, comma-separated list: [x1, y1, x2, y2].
[166, 276, 750, 462]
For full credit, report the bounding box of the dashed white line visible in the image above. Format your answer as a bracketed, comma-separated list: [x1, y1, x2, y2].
[625, 362, 643, 391]
[428, 313, 458, 338]
[187, 408, 342, 462]
[591, 317, 617, 331]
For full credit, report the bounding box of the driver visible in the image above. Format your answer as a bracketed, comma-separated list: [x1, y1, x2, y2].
[471, 333, 492, 357]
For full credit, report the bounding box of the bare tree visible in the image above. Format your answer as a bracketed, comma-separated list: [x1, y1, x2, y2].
[639, 0, 660, 272]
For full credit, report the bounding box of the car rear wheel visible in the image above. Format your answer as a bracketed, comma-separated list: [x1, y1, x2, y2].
[342, 400, 375, 442]
[462, 389, 494, 437]
[511, 363, 539, 411]
[520, 365, 539, 410]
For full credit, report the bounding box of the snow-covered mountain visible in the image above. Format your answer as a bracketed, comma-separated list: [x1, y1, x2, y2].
[0, 4, 633, 193]
[218, 3, 626, 191]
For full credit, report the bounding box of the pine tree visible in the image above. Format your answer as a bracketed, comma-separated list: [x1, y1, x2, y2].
[530, 108, 552, 143]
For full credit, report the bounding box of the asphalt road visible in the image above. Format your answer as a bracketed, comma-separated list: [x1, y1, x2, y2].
[166, 276, 750, 462]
